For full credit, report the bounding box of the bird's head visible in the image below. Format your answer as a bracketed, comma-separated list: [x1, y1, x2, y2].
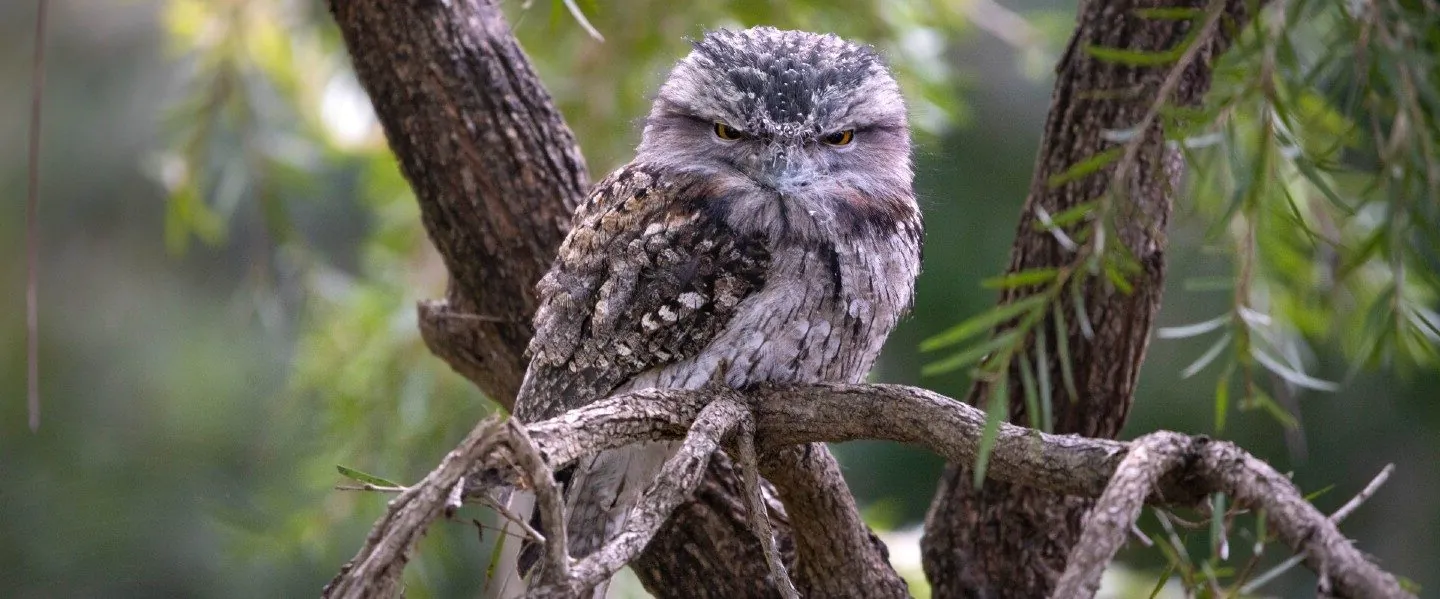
[637, 26, 916, 242]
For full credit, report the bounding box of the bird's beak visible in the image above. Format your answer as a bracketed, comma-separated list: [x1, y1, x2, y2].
[759, 143, 810, 195]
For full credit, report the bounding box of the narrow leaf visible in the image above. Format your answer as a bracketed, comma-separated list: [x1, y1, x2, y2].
[1103, 261, 1135, 294]
[1018, 353, 1041, 431]
[972, 379, 1009, 489]
[1134, 7, 1203, 19]
[337, 465, 401, 488]
[1083, 44, 1182, 66]
[981, 268, 1060, 290]
[1182, 332, 1232, 379]
[1157, 314, 1229, 339]
[922, 331, 1021, 376]
[1210, 493, 1228, 560]
[1035, 324, 1054, 432]
[1032, 201, 1098, 230]
[1071, 278, 1095, 339]
[1215, 362, 1233, 433]
[921, 295, 1046, 352]
[1053, 302, 1080, 402]
[1250, 348, 1339, 392]
[1047, 147, 1124, 188]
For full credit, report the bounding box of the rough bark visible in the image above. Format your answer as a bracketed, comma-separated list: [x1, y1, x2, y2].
[329, 0, 587, 405]
[921, 0, 1258, 596]
[327, 1, 898, 597]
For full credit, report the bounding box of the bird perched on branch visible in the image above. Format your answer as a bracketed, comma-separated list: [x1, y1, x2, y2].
[508, 25, 922, 595]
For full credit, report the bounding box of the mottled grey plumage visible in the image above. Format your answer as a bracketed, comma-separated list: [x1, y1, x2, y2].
[510, 25, 922, 594]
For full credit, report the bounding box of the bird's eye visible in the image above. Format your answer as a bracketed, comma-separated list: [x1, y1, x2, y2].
[822, 129, 855, 146]
[714, 122, 744, 141]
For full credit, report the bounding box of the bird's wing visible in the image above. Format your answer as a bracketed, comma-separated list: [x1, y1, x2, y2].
[514, 163, 770, 421]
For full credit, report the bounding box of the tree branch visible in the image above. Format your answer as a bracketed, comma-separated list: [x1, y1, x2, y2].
[324, 384, 1412, 599]
[529, 393, 752, 597]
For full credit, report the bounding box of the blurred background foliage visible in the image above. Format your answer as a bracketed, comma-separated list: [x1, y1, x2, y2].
[1, 0, 1435, 598]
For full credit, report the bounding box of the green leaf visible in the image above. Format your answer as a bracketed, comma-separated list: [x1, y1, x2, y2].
[1070, 277, 1095, 339]
[1293, 157, 1355, 214]
[1147, 562, 1178, 599]
[972, 379, 1009, 489]
[1254, 508, 1267, 554]
[1246, 387, 1300, 429]
[1083, 44, 1184, 66]
[484, 520, 510, 593]
[1302, 484, 1335, 503]
[981, 268, 1061, 290]
[1102, 261, 1135, 294]
[336, 465, 401, 488]
[1032, 200, 1098, 230]
[1047, 147, 1124, 188]
[1018, 353, 1041, 431]
[1182, 332, 1232, 379]
[1210, 492, 1228, 560]
[1053, 302, 1081, 402]
[1134, 7, 1203, 20]
[1215, 362, 1233, 433]
[1035, 324, 1055, 432]
[922, 331, 1021, 376]
[921, 295, 1047, 352]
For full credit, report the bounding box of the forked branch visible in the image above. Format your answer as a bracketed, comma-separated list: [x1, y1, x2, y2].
[323, 384, 1412, 599]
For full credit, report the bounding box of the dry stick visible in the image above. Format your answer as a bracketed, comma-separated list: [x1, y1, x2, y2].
[735, 416, 800, 599]
[1236, 463, 1399, 596]
[1052, 432, 1410, 599]
[26, 0, 49, 432]
[323, 418, 510, 599]
[1051, 432, 1186, 599]
[532, 394, 749, 598]
[507, 419, 571, 584]
[476, 495, 546, 544]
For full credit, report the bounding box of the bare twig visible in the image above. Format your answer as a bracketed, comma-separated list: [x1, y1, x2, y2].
[1331, 463, 1395, 524]
[1240, 463, 1397, 595]
[477, 495, 546, 544]
[1052, 432, 1185, 599]
[534, 394, 749, 597]
[735, 415, 799, 599]
[1053, 432, 1410, 599]
[507, 419, 571, 584]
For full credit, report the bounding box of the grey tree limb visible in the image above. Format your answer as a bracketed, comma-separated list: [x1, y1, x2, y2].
[322, 384, 1412, 599]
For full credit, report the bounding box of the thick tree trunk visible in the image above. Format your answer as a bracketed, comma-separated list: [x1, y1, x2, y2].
[328, 1, 901, 597]
[920, 0, 1257, 596]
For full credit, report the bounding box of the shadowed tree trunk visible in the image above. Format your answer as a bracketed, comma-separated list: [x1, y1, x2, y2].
[326, 0, 1261, 597]
[921, 0, 1257, 596]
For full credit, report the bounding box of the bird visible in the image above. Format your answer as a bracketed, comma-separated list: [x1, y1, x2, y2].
[507, 25, 923, 595]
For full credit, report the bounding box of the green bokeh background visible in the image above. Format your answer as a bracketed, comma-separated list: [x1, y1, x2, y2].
[2, 2, 1435, 597]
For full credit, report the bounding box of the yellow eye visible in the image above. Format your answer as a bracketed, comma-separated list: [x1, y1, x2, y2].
[823, 130, 855, 146]
[714, 122, 744, 140]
